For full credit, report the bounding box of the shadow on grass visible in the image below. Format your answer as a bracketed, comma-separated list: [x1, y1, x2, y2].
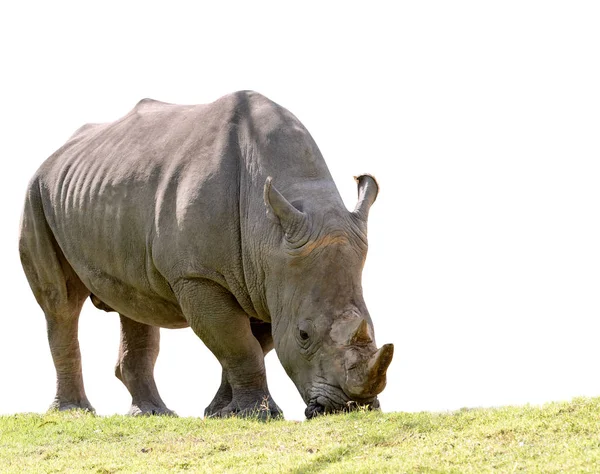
[289, 446, 351, 474]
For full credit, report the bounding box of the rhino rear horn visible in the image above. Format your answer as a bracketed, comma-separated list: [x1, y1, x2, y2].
[352, 174, 379, 221]
[264, 177, 308, 238]
[349, 318, 373, 345]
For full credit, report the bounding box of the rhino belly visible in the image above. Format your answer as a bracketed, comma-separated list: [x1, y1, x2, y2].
[81, 267, 189, 329]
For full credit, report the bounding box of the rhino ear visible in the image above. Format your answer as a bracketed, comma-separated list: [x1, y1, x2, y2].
[264, 176, 307, 237]
[352, 174, 379, 221]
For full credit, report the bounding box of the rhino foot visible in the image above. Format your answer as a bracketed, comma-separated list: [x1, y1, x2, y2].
[204, 398, 230, 418]
[128, 401, 177, 416]
[49, 398, 95, 413]
[204, 372, 233, 417]
[206, 396, 283, 421]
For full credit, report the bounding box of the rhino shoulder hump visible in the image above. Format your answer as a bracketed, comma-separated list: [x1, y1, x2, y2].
[135, 97, 172, 108]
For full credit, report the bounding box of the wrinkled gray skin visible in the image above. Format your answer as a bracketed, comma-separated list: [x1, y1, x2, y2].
[19, 91, 393, 419]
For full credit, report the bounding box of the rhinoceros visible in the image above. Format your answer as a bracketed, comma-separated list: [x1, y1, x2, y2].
[18, 91, 393, 419]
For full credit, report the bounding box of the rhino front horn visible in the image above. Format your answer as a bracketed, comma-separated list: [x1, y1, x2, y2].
[364, 343, 394, 396]
[368, 344, 394, 380]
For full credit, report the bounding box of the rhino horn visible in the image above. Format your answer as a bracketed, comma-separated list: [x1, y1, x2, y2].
[352, 174, 379, 221]
[344, 343, 394, 399]
[361, 343, 394, 397]
[367, 344, 394, 383]
[349, 318, 373, 345]
[264, 176, 307, 237]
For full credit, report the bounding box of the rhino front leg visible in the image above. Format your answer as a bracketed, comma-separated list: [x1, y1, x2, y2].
[204, 371, 232, 417]
[204, 319, 274, 416]
[115, 314, 175, 416]
[175, 279, 282, 420]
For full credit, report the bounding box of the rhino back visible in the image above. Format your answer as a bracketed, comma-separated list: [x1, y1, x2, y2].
[32, 91, 342, 326]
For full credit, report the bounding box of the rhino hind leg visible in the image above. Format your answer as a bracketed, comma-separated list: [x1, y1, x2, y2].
[19, 183, 94, 413]
[204, 319, 275, 417]
[115, 314, 175, 416]
[175, 279, 282, 420]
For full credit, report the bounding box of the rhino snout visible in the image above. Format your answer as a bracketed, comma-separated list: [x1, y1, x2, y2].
[302, 339, 393, 418]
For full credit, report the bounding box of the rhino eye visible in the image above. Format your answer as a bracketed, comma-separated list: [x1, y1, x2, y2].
[297, 320, 314, 344]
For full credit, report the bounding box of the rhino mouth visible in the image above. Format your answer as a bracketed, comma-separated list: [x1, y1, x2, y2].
[304, 382, 380, 419]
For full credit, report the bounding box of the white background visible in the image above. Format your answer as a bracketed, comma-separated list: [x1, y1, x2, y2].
[1, 2, 599, 421]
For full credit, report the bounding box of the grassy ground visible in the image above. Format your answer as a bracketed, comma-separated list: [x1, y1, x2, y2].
[1, 397, 600, 473]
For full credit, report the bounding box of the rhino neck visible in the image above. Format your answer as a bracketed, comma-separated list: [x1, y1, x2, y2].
[233, 91, 348, 324]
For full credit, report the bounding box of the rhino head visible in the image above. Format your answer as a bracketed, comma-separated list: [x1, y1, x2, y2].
[263, 174, 394, 418]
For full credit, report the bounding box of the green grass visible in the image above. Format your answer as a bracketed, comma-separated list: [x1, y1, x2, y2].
[2, 397, 600, 473]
